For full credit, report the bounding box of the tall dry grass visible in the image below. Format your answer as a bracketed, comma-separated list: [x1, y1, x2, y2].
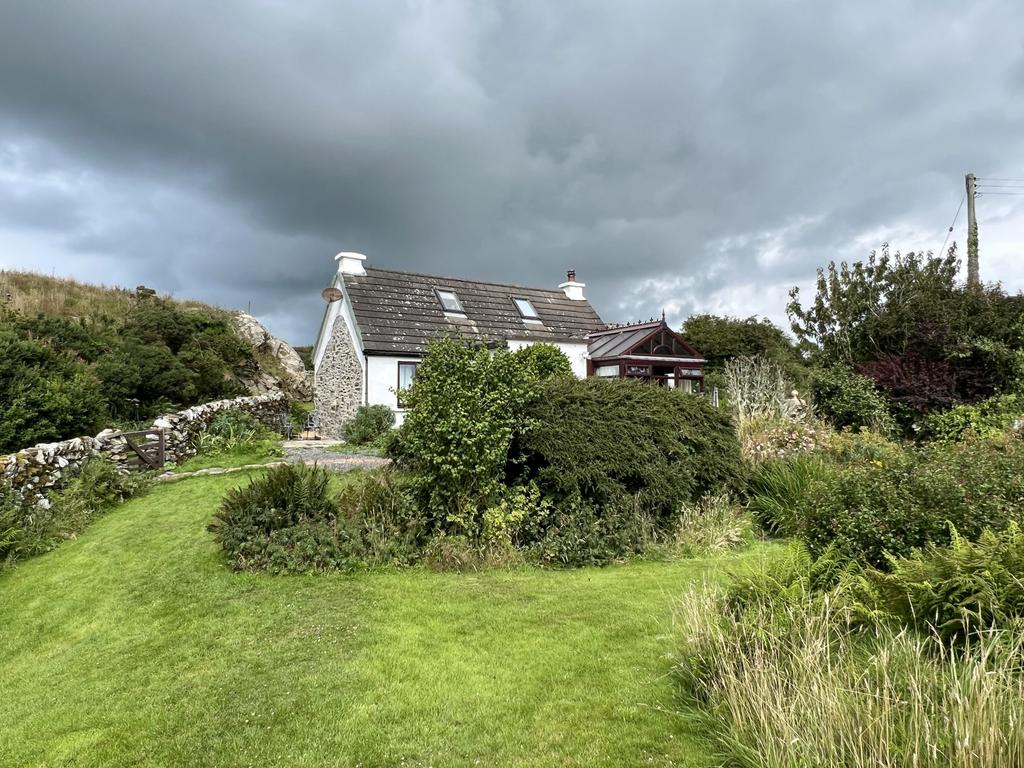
[673, 493, 754, 556]
[675, 587, 1024, 768]
[0, 270, 222, 319]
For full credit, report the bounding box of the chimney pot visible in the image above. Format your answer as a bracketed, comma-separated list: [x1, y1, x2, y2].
[567, 269, 576, 282]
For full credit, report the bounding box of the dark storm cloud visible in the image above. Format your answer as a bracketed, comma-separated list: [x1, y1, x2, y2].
[2, 0, 1023, 342]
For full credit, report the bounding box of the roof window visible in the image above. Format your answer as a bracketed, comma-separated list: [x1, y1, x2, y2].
[435, 289, 465, 313]
[513, 297, 540, 319]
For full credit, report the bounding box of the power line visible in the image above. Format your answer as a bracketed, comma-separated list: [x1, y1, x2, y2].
[977, 191, 1024, 196]
[976, 176, 1024, 182]
[937, 192, 965, 257]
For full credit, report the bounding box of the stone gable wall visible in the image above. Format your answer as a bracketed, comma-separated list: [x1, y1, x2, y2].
[1, 392, 287, 502]
[314, 315, 363, 437]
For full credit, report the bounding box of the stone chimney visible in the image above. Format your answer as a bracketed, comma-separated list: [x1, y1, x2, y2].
[335, 251, 367, 276]
[559, 268, 585, 301]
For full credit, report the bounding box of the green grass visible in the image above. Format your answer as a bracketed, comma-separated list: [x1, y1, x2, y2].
[0, 472, 773, 767]
[171, 441, 284, 473]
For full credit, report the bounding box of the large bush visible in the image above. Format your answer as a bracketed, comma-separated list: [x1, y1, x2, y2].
[788, 246, 1024, 428]
[515, 377, 744, 509]
[922, 392, 1024, 442]
[393, 338, 571, 532]
[0, 330, 108, 452]
[794, 438, 1024, 566]
[810, 365, 895, 434]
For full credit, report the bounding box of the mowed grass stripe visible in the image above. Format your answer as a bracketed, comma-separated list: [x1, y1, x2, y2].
[0, 472, 762, 767]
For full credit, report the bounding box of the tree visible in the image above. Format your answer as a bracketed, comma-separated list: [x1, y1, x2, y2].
[788, 245, 1024, 421]
[681, 314, 809, 389]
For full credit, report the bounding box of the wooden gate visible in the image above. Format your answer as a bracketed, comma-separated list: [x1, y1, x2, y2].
[120, 429, 166, 470]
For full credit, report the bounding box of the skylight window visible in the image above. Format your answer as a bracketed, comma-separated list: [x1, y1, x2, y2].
[513, 297, 540, 319]
[435, 289, 465, 313]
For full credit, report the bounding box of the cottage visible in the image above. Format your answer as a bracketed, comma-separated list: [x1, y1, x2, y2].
[311, 252, 705, 434]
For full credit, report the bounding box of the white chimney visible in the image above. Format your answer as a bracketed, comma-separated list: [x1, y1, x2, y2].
[335, 251, 367, 275]
[559, 268, 585, 300]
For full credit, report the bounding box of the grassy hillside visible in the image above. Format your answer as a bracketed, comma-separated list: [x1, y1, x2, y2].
[0, 470, 776, 768]
[0, 269, 226, 321]
[0, 270, 301, 452]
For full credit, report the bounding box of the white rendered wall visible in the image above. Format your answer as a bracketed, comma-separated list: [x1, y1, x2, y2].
[506, 340, 589, 379]
[365, 354, 421, 426]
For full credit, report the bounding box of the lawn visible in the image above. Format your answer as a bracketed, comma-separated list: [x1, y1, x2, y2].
[0, 472, 771, 768]
[170, 440, 284, 473]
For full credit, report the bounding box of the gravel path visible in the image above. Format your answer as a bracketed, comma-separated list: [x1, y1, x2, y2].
[282, 441, 390, 472]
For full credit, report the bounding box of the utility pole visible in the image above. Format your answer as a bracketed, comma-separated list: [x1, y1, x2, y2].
[965, 173, 979, 288]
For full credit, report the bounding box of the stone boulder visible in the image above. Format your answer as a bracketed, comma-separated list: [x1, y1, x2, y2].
[233, 312, 311, 398]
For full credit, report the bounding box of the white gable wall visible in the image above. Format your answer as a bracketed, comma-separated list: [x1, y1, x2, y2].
[365, 354, 421, 427]
[505, 340, 589, 379]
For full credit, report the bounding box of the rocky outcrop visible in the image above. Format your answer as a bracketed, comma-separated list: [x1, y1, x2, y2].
[233, 312, 311, 398]
[2, 393, 287, 502]
[314, 315, 363, 436]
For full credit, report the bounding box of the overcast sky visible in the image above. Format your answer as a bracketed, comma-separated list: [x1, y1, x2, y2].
[2, 1, 1023, 344]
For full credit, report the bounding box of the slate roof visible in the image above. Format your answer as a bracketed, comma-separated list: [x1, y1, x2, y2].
[343, 267, 605, 354]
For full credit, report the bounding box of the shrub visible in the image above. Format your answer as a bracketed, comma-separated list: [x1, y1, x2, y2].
[511, 342, 574, 380]
[394, 337, 569, 532]
[810, 365, 895, 434]
[526, 493, 657, 567]
[513, 377, 745, 517]
[818, 428, 903, 464]
[0, 295, 258, 448]
[923, 392, 1024, 442]
[796, 438, 1024, 567]
[335, 470, 425, 565]
[209, 463, 363, 573]
[342, 404, 395, 445]
[740, 417, 821, 462]
[746, 454, 832, 535]
[0, 329, 108, 452]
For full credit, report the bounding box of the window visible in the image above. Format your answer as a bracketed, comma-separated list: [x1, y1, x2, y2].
[513, 297, 540, 320]
[435, 289, 464, 313]
[397, 361, 419, 408]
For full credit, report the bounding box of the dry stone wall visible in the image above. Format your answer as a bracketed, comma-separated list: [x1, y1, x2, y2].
[1, 392, 287, 502]
[314, 315, 363, 437]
